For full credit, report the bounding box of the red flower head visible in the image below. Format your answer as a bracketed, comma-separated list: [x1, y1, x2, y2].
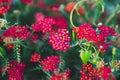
[40, 55, 60, 71]
[0, 0, 11, 14]
[30, 52, 41, 62]
[80, 62, 100, 80]
[7, 60, 25, 80]
[49, 29, 70, 51]
[100, 66, 111, 79]
[2, 25, 30, 39]
[31, 17, 55, 33]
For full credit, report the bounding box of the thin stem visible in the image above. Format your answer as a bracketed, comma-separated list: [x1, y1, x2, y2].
[91, 45, 98, 54]
[3, 14, 7, 20]
[72, 31, 75, 41]
[70, 0, 84, 27]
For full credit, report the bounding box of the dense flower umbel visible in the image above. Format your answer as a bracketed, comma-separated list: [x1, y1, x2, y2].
[7, 60, 25, 80]
[97, 41, 109, 53]
[30, 52, 41, 62]
[2, 25, 30, 39]
[0, 0, 10, 14]
[73, 23, 97, 43]
[98, 25, 117, 37]
[49, 69, 70, 80]
[79, 62, 100, 80]
[73, 23, 117, 52]
[40, 55, 60, 71]
[49, 29, 70, 51]
[31, 17, 55, 33]
[100, 66, 111, 79]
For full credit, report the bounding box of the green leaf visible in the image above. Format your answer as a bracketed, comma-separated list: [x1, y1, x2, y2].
[0, 47, 5, 57]
[79, 49, 92, 64]
[93, 4, 103, 25]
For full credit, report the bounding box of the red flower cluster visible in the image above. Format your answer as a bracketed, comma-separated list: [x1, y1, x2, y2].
[0, 0, 10, 14]
[97, 25, 116, 52]
[73, 23, 116, 52]
[100, 66, 111, 79]
[79, 62, 100, 80]
[7, 60, 25, 80]
[98, 25, 116, 37]
[20, 0, 32, 3]
[40, 55, 60, 71]
[73, 23, 97, 42]
[30, 52, 41, 62]
[49, 69, 70, 80]
[31, 17, 55, 33]
[2, 25, 30, 39]
[49, 29, 70, 51]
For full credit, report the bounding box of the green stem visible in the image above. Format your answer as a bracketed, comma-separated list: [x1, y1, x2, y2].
[72, 31, 75, 41]
[91, 45, 98, 54]
[70, 0, 84, 27]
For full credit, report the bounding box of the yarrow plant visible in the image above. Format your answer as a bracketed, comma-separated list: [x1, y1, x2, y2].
[49, 29, 70, 51]
[0, 0, 120, 80]
[40, 55, 60, 71]
[0, 0, 11, 14]
[7, 60, 25, 80]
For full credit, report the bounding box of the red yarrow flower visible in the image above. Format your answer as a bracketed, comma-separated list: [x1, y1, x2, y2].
[100, 66, 111, 79]
[80, 62, 100, 80]
[31, 17, 55, 33]
[49, 29, 70, 51]
[0, 0, 11, 14]
[7, 60, 25, 80]
[2, 25, 30, 39]
[40, 55, 60, 71]
[30, 52, 41, 62]
[74, 23, 97, 43]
